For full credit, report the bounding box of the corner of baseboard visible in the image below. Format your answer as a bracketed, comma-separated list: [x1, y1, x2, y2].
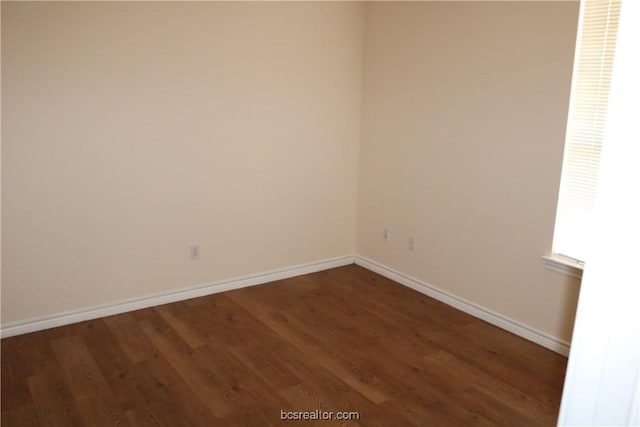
[2, 253, 570, 357]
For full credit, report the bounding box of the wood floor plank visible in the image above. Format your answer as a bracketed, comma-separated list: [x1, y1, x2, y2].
[273, 313, 499, 426]
[279, 383, 362, 427]
[75, 319, 175, 426]
[421, 350, 559, 426]
[1, 336, 35, 411]
[228, 274, 518, 426]
[455, 386, 544, 427]
[0, 404, 41, 426]
[50, 335, 131, 427]
[102, 313, 157, 363]
[325, 266, 476, 328]
[154, 304, 209, 349]
[275, 350, 409, 427]
[27, 374, 85, 427]
[21, 330, 86, 427]
[177, 294, 283, 348]
[228, 292, 390, 405]
[137, 315, 234, 418]
[192, 342, 291, 412]
[236, 275, 442, 359]
[1, 265, 568, 426]
[453, 321, 567, 388]
[228, 339, 302, 392]
[132, 355, 217, 426]
[424, 328, 563, 411]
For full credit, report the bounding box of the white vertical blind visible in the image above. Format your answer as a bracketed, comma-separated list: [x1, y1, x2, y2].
[553, 0, 621, 262]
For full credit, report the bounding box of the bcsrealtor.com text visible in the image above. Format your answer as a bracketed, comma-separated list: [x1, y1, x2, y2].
[280, 410, 360, 421]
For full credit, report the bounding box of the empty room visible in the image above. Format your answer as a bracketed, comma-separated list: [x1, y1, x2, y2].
[1, 1, 638, 426]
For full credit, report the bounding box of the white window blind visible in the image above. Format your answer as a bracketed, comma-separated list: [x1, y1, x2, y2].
[552, 0, 621, 263]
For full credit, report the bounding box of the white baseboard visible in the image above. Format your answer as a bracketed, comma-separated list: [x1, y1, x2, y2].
[0, 255, 355, 339]
[355, 255, 570, 356]
[1, 253, 571, 356]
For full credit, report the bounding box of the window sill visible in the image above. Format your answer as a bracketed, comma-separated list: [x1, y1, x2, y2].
[542, 254, 584, 280]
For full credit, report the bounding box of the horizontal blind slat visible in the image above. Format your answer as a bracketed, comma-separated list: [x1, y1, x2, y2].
[552, 0, 620, 262]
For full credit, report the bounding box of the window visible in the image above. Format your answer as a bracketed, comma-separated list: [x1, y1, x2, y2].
[551, 0, 621, 265]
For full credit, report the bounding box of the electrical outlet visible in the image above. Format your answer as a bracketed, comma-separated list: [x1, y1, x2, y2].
[408, 236, 415, 251]
[190, 244, 200, 260]
[383, 228, 389, 241]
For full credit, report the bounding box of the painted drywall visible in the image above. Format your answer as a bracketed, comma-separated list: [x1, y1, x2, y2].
[3, 1, 584, 348]
[357, 1, 581, 343]
[1, 2, 364, 324]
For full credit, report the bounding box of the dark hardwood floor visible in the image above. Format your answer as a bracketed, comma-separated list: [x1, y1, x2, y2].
[1, 265, 568, 426]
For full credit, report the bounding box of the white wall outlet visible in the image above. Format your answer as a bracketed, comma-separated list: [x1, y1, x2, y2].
[382, 228, 389, 241]
[408, 236, 415, 251]
[190, 244, 200, 260]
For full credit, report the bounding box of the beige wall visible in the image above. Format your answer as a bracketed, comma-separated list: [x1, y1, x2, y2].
[2, 1, 582, 346]
[1, 2, 364, 324]
[357, 1, 581, 343]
